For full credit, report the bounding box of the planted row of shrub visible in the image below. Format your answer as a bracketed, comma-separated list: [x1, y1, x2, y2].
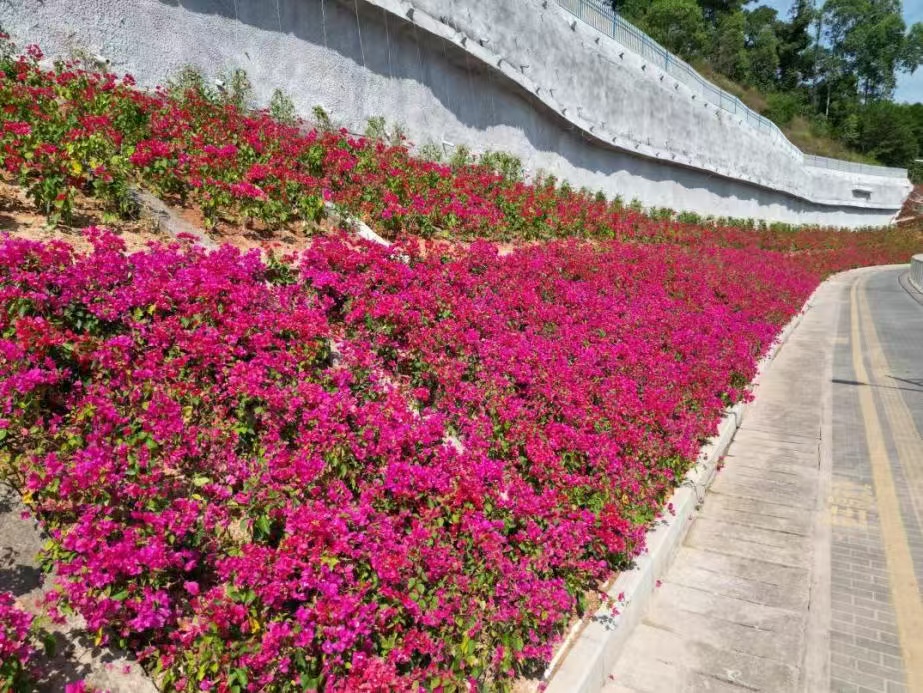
[0, 41, 918, 272]
[0, 229, 817, 690]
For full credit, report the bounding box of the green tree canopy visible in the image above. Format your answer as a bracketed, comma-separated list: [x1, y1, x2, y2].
[635, 0, 710, 58]
[857, 100, 919, 164]
[824, 0, 922, 101]
[776, 0, 815, 89]
[713, 10, 750, 80]
[748, 25, 781, 88]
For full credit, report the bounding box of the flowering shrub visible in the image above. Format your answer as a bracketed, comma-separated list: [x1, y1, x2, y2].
[0, 228, 818, 690]
[0, 42, 918, 272]
[0, 39, 919, 693]
[0, 592, 39, 691]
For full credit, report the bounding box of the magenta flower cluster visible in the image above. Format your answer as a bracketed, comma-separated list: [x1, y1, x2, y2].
[0, 591, 38, 689]
[0, 228, 817, 690]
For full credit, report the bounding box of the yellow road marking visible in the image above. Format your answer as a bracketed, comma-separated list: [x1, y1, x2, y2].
[850, 275, 923, 691]
[856, 283, 923, 534]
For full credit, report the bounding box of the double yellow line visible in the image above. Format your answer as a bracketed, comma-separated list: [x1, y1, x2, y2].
[849, 274, 923, 690]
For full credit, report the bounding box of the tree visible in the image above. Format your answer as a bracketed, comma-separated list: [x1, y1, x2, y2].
[745, 5, 778, 37]
[815, 46, 856, 119]
[776, 0, 814, 90]
[713, 11, 750, 80]
[609, 0, 649, 24]
[699, 0, 752, 24]
[748, 25, 781, 88]
[639, 0, 709, 59]
[823, 0, 921, 101]
[857, 101, 919, 165]
[902, 22, 923, 73]
[909, 103, 923, 156]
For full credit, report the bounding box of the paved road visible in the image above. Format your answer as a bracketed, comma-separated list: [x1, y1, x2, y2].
[607, 266, 923, 693]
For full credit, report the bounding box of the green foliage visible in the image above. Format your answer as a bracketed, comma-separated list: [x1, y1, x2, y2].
[763, 91, 804, 126]
[856, 101, 919, 166]
[364, 115, 388, 141]
[747, 25, 780, 90]
[648, 206, 675, 220]
[478, 150, 524, 182]
[905, 23, 923, 73]
[908, 160, 923, 185]
[268, 89, 297, 126]
[712, 10, 749, 81]
[448, 144, 472, 169]
[638, 0, 709, 59]
[775, 0, 814, 90]
[217, 68, 252, 110]
[363, 116, 406, 146]
[677, 210, 703, 224]
[697, 0, 748, 24]
[417, 141, 444, 162]
[823, 0, 920, 101]
[167, 65, 215, 103]
[311, 105, 334, 131]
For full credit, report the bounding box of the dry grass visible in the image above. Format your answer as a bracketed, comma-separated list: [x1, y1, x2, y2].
[694, 63, 769, 113]
[783, 116, 878, 164]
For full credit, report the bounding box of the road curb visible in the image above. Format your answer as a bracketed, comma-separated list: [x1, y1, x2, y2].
[544, 278, 823, 693]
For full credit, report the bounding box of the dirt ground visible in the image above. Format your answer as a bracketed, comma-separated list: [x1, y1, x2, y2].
[0, 178, 167, 254]
[0, 177, 537, 262]
[0, 178, 325, 256]
[896, 183, 923, 226]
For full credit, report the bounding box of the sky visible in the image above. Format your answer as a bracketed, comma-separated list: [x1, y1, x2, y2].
[758, 0, 923, 103]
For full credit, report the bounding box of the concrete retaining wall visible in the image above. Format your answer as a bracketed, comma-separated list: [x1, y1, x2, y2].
[911, 255, 923, 293]
[0, 0, 912, 227]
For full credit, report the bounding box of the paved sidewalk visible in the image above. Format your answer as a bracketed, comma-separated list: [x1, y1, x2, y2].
[606, 267, 923, 693]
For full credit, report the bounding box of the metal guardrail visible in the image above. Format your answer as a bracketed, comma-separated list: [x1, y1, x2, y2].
[555, 0, 908, 179]
[802, 154, 906, 178]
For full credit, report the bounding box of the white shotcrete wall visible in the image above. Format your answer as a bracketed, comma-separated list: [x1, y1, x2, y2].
[0, 0, 912, 227]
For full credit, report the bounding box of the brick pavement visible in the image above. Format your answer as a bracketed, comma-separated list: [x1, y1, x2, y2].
[605, 267, 923, 693]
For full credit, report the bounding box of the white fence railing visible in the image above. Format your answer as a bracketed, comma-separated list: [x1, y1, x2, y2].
[555, 0, 908, 179]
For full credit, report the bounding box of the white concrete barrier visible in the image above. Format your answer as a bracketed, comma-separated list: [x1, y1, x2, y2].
[911, 254, 923, 293]
[0, 0, 911, 228]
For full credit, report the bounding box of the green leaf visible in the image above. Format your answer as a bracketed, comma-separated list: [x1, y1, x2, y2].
[254, 515, 271, 539]
[232, 667, 248, 688]
[39, 631, 57, 657]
